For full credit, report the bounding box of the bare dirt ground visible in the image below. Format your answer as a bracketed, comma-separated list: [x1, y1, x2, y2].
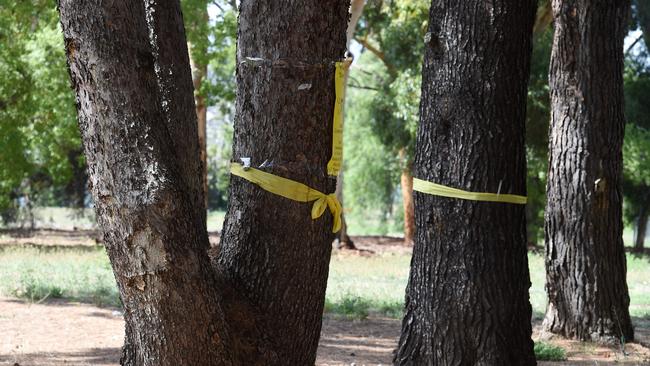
[1, 230, 649, 365]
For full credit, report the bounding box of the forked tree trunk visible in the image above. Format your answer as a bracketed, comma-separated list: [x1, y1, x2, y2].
[58, 0, 286, 364]
[543, 0, 634, 342]
[216, 1, 350, 364]
[394, 1, 537, 364]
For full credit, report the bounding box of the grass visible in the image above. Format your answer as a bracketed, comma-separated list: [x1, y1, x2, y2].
[534, 341, 567, 361]
[0, 246, 120, 307]
[1, 235, 649, 322]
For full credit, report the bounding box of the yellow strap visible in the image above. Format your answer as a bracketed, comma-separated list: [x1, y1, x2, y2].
[327, 59, 352, 176]
[230, 163, 342, 232]
[413, 177, 527, 204]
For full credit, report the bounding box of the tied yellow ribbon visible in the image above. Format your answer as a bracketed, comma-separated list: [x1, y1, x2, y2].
[327, 59, 352, 176]
[230, 163, 342, 232]
[413, 178, 527, 204]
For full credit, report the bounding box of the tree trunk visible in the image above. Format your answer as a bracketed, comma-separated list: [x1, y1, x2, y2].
[185, 0, 210, 211]
[394, 1, 537, 364]
[335, 172, 356, 249]
[193, 65, 208, 211]
[633, 203, 648, 253]
[64, 148, 87, 208]
[543, 0, 634, 342]
[58, 1, 277, 364]
[216, 1, 349, 364]
[637, 0, 650, 50]
[334, 0, 366, 250]
[400, 152, 415, 246]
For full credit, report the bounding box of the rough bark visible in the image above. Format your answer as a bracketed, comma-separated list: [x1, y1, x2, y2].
[216, 1, 350, 364]
[394, 1, 537, 365]
[633, 203, 648, 253]
[58, 0, 277, 364]
[543, 0, 634, 343]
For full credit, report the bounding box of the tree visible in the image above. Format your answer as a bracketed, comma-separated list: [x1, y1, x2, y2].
[543, 0, 634, 342]
[216, 0, 349, 362]
[352, 0, 430, 245]
[394, 1, 537, 364]
[58, 0, 348, 363]
[182, 0, 210, 210]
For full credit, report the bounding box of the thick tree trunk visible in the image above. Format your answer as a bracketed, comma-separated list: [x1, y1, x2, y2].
[543, 0, 634, 342]
[58, 1, 277, 364]
[633, 203, 648, 253]
[216, 1, 350, 364]
[394, 1, 537, 364]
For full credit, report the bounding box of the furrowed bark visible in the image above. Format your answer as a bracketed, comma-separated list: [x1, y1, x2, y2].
[58, 1, 277, 364]
[543, 0, 634, 342]
[217, 0, 350, 363]
[394, 1, 537, 364]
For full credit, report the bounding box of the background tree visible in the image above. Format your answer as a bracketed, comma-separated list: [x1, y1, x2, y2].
[543, 0, 634, 341]
[394, 0, 537, 364]
[349, 0, 430, 245]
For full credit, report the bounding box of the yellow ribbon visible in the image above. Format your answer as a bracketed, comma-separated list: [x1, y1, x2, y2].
[230, 163, 342, 232]
[413, 178, 527, 204]
[327, 59, 352, 176]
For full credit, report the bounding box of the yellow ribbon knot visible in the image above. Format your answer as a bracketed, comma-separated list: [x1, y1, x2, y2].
[230, 163, 342, 233]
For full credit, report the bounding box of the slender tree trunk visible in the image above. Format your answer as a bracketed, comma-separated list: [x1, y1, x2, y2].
[65, 148, 87, 208]
[335, 172, 355, 249]
[394, 1, 537, 364]
[193, 64, 208, 211]
[400, 168, 414, 245]
[637, 0, 650, 49]
[399, 149, 415, 246]
[216, 1, 349, 364]
[334, 0, 366, 249]
[633, 203, 648, 253]
[543, 0, 634, 342]
[58, 1, 278, 364]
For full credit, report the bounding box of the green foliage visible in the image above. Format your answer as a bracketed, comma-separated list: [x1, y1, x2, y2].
[623, 56, 650, 225]
[0, 3, 81, 212]
[181, 0, 237, 111]
[534, 342, 567, 361]
[624, 124, 650, 187]
[358, 0, 429, 165]
[344, 53, 401, 230]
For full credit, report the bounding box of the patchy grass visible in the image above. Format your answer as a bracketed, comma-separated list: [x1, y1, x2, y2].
[0, 246, 120, 307]
[534, 341, 567, 361]
[1, 241, 649, 322]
